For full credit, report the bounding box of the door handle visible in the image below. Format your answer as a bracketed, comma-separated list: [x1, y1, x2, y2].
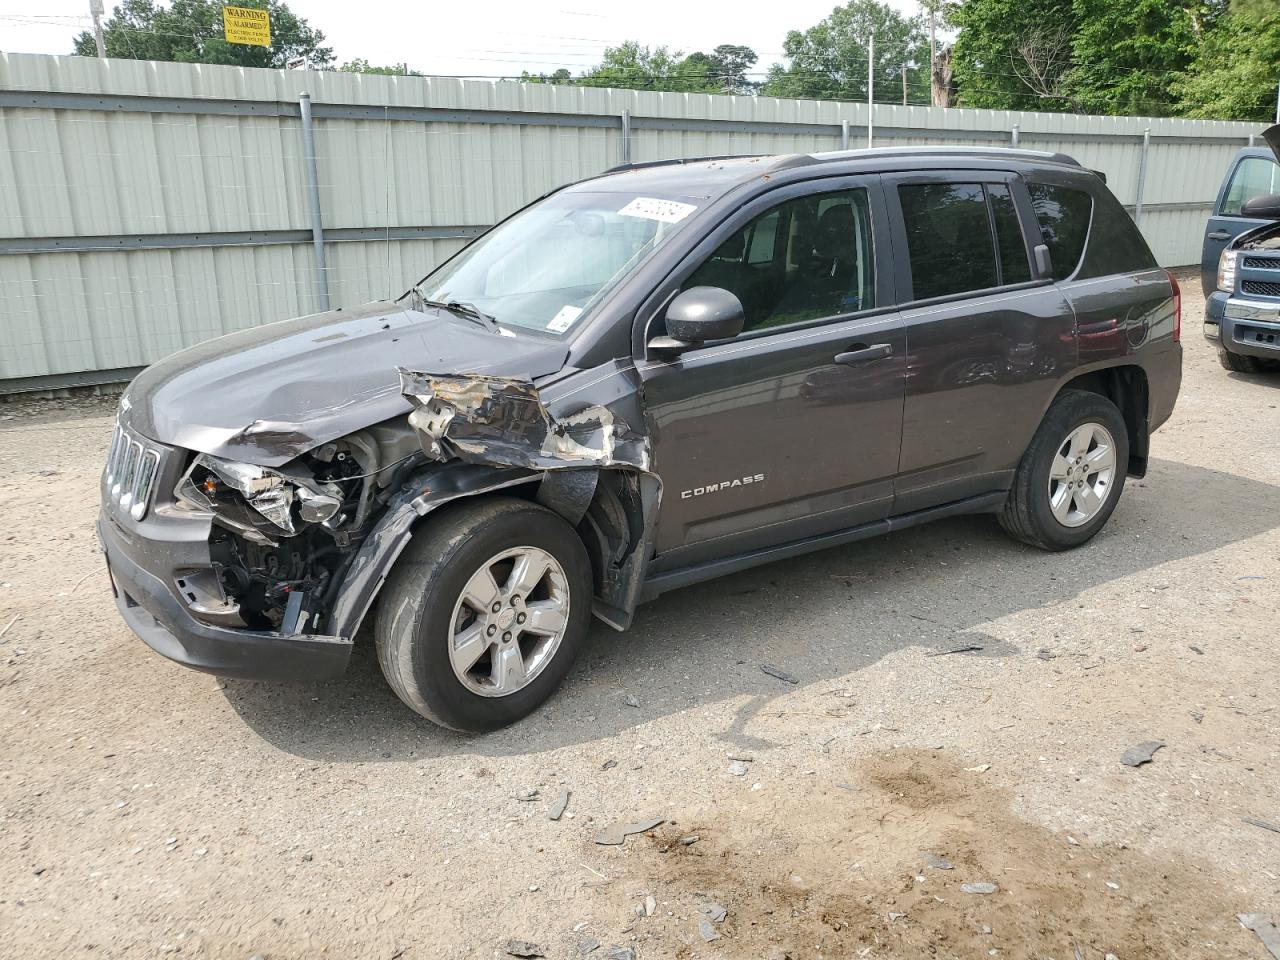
[1207, 230, 1232, 241]
[834, 343, 893, 365]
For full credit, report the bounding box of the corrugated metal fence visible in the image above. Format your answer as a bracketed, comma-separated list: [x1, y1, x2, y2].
[0, 52, 1265, 392]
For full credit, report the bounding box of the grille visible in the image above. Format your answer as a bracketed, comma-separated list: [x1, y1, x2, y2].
[1241, 279, 1280, 298]
[1242, 256, 1280, 270]
[103, 423, 162, 521]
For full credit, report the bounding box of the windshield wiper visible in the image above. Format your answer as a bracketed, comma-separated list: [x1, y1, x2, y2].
[414, 289, 500, 332]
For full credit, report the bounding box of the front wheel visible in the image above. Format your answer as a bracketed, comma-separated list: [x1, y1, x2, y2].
[375, 497, 592, 731]
[1217, 347, 1277, 374]
[999, 390, 1129, 551]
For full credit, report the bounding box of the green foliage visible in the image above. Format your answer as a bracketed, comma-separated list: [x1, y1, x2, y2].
[573, 41, 759, 93]
[1175, 0, 1280, 120]
[1064, 0, 1200, 116]
[339, 59, 423, 77]
[72, 0, 333, 68]
[759, 0, 928, 102]
[520, 68, 574, 85]
[950, 0, 1077, 110]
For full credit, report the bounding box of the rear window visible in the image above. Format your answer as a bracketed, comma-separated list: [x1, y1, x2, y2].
[1221, 156, 1280, 216]
[1027, 183, 1091, 281]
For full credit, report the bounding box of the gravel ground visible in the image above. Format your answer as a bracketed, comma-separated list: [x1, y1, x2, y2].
[2, 272, 1278, 959]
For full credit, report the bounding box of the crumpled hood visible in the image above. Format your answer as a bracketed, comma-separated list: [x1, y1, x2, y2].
[121, 301, 571, 466]
[1264, 122, 1280, 166]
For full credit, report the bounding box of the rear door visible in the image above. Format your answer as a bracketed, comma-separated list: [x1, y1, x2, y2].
[1202, 152, 1280, 296]
[884, 171, 1076, 514]
[637, 176, 907, 572]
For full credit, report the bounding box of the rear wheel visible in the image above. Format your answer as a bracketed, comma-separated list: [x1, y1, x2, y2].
[375, 497, 592, 731]
[1000, 390, 1129, 551]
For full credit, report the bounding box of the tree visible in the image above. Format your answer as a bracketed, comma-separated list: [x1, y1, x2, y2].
[950, 0, 1078, 110]
[520, 68, 574, 85]
[1063, 0, 1201, 116]
[760, 0, 928, 103]
[1175, 0, 1280, 120]
[339, 59, 423, 77]
[72, 0, 334, 68]
[570, 41, 757, 94]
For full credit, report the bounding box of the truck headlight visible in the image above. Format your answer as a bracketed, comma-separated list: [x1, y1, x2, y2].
[1217, 249, 1239, 292]
[176, 454, 342, 537]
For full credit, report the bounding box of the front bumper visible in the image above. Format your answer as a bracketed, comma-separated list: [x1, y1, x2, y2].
[98, 510, 352, 682]
[1206, 293, 1280, 359]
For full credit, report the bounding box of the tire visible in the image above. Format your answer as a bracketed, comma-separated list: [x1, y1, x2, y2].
[1217, 347, 1269, 374]
[999, 389, 1130, 551]
[375, 497, 592, 732]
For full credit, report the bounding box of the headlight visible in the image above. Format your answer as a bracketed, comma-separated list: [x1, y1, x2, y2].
[1217, 249, 1239, 292]
[176, 454, 342, 537]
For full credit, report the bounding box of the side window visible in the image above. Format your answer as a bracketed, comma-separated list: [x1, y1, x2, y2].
[1027, 183, 1091, 281]
[988, 184, 1031, 284]
[899, 183, 998, 300]
[682, 187, 875, 333]
[1221, 156, 1280, 216]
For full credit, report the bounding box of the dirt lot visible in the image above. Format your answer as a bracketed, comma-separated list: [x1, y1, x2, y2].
[2, 272, 1278, 959]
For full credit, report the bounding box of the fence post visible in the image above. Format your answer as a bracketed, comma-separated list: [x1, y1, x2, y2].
[1133, 127, 1151, 227]
[1011, 123, 1020, 148]
[298, 93, 330, 312]
[621, 110, 632, 164]
[841, 119, 850, 150]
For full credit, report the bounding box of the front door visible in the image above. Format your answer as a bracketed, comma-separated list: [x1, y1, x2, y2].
[637, 178, 906, 572]
[1202, 153, 1280, 296]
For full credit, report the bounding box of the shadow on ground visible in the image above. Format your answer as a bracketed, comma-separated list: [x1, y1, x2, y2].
[222, 456, 1280, 761]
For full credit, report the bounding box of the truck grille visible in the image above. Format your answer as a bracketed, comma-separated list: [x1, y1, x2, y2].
[104, 423, 162, 521]
[1241, 279, 1280, 297]
[1242, 256, 1280, 270]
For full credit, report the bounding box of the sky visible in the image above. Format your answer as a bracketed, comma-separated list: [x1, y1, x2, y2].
[0, 0, 927, 78]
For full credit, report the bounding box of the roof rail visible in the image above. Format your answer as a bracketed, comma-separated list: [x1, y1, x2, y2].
[603, 154, 765, 174]
[806, 145, 1082, 167]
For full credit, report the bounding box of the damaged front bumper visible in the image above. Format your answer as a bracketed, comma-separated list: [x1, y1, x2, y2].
[97, 509, 353, 682]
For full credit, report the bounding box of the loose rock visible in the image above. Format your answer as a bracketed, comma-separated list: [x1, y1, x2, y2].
[961, 882, 999, 895]
[1120, 741, 1165, 767]
[922, 852, 954, 870]
[698, 917, 721, 942]
[679, 835, 700, 846]
[547, 789, 570, 821]
[760, 663, 799, 684]
[728, 760, 749, 777]
[701, 901, 728, 923]
[1240, 914, 1280, 960]
[504, 940, 545, 958]
[594, 817, 664, 846]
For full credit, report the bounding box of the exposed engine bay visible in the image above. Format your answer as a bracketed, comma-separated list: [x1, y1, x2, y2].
[176, 421, 424, 634]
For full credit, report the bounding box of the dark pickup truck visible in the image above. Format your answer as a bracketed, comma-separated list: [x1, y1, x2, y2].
[1203, 125, 1280, 373]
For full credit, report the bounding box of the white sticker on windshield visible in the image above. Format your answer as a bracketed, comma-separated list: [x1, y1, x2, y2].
[618, 197, 698, 224]
[547, 304, 582, 333]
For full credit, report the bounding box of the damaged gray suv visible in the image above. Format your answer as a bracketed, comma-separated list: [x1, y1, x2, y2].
[100, 147, 1182, 730]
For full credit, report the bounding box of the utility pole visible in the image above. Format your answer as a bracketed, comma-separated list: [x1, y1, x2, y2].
[1275, 79, 1279, 125]
[902, 65, 908, 105]
[89, 0, 106, 58]
[867, 30, 875, 147]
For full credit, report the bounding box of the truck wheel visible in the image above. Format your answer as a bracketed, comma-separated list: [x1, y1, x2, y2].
[1217, 347, 1273, 373]
[999, 389, 1129, 551]
[1213, 348, 1264, 373]
[375, 497, 592, 732]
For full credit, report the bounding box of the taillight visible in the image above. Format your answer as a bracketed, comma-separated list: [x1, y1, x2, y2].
[1166, 270, 1181, 343]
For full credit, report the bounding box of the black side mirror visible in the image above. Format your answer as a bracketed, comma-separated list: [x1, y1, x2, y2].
[1033, 242, 1054, 279]
[648, 286, 746, 355]
[1241, 193, 1280, 219]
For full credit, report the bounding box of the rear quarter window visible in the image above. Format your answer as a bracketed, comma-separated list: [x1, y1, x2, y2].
[1077, 190, 1159, 278]
[1027, 183, 1091, 281]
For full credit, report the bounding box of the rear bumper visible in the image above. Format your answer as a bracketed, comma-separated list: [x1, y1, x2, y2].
[98, 511, 352, 681]
[1206, 294, 1280, 359]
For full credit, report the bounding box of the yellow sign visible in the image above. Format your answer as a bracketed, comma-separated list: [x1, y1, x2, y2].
[222, 5, 271, 47]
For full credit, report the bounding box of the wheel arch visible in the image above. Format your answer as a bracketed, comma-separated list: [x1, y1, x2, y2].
[327, 463, 658, 641]
[1054, 364, 1150, 478]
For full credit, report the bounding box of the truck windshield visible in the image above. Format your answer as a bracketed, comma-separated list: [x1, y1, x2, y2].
[413, 190, 699, 336]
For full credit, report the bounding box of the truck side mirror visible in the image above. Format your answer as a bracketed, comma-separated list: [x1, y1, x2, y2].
[1241, 193, 1280, 219]
[648, 286, 746, 356]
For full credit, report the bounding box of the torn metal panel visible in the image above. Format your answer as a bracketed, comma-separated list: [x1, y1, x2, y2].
[399, 360, 651, 472]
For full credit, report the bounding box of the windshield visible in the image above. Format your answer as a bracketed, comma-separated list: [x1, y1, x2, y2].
[414, 190, 700, 336]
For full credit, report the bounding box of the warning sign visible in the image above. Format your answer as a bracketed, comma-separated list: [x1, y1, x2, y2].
[223, 5, 271, 47]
